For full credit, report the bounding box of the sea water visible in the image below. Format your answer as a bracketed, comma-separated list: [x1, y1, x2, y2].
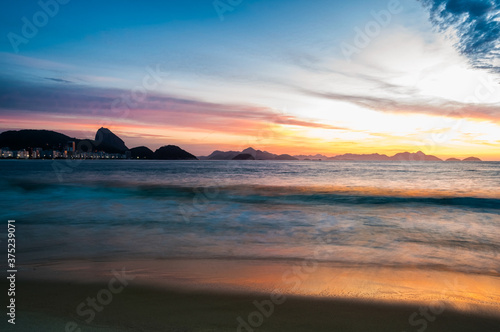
[0, 160, 499, 277]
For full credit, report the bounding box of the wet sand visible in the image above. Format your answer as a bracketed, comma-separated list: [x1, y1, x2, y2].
[19, 258, 500, 313]
[4, 258, 500, 331]
[5, 280, 500, 332]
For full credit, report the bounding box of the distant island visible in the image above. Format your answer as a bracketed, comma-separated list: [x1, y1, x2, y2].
[462, 157, 482, 162]
[201, 148, 482, 162]
[0, 128, 483, 162]
[444, 157, 482, 162]
[327, 151, 442, 161]
[199, 147, 298, 161]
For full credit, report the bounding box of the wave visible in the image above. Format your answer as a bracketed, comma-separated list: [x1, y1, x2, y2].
[3, 179, 500, 210]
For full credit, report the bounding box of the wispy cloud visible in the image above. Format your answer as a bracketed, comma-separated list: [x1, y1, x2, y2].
[0, 77, 348, 135]
[44, 77, 73, 84]
[0, 52, 75, 71]
[421, 0, 500, 71]
[298, 88, 500, 122]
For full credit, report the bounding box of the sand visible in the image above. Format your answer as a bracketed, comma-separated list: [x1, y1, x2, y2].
[2, 280, 499, 332]
[3, 258, 500, 331]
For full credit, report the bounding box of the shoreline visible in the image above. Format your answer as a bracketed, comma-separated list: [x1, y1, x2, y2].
[6, 279, 500, 332]
[14, 258, 500, 320]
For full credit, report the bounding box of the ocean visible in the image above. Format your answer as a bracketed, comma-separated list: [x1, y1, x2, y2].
[1, 159, 499, 279]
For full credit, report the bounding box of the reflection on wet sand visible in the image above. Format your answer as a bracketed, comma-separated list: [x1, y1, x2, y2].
[23, 258, 500, 318]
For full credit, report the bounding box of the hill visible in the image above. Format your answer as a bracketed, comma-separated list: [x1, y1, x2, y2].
[274, 154, 299, 160]
[202, 147, 298, 160]
[0, 129, 485, 162]
[0, 130, 76, 150]
[329, 153, 391, 161]
[463, 157, 482, 162]
[153, 145, 198, 160]
[392, 151, 442, 161]
[232, 153, 255, 160]
[329, 151, 442, 161]
[294, 154, 329, 160]
[0, 128, 126, 154]
[0, 128, 199, 160]
[130, 146, 154, 159]
[203, 150, 241, 160]
[94, 127, 128, 153]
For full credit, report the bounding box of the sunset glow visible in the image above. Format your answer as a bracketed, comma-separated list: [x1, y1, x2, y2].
[1, 1, 500, 159]
[2, 2, 500, 331]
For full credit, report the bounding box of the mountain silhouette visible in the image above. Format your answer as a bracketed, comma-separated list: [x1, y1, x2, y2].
[463, 157, 482, 162]
[232, 153, 255, 160]
[274, 154, 299, 160]
[0, 128, 199, 159]
[202, 147, 297, 160]
[94, 127, 128, 153]
[294, 154, 329, 160]
[241, 147, 277, 160]
[0, 129, 485, 162]
[0, 129, 75, 150]
[392, 151, 442, 161]
[153, 145, 198, 160]
[330, 151, 443, 161]
[205, 150, 241, 160]
[329, 153, 391, 161]
[130, 146, 154, 159]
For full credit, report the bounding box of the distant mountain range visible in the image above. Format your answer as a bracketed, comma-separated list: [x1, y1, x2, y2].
[199, 147, 298, 160]
[326, 151, 483, 162]
[294, 154, 330, 160]
[0, 128, 484, 162]
[328, 151, 443, 161]
[201, 148, 482, 162]
[445, 157, 482, 162]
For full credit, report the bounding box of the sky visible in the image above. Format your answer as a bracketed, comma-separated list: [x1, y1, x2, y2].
[1, 0, 500, 159]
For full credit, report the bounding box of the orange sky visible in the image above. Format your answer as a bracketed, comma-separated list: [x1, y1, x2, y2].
[1, 1, 499, 160]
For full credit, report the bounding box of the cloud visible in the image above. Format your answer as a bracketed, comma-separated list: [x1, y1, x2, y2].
[0, 77, 348, 136]
[421, 0, 500, 71]
[44, 77, 73, 84]
[0, 52, 74, 71]
[299, 88, 500, 122]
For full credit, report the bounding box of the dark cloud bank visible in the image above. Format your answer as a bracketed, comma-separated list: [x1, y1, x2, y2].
[421, 0, 500, 72]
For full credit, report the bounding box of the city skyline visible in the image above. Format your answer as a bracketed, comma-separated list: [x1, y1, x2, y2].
[1, 0, 500, 160]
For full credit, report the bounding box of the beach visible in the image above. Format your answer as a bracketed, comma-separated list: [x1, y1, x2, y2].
[6, 261, 500, 332]
[1, 160, 499, 330]
[3, 0, 500, 329]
